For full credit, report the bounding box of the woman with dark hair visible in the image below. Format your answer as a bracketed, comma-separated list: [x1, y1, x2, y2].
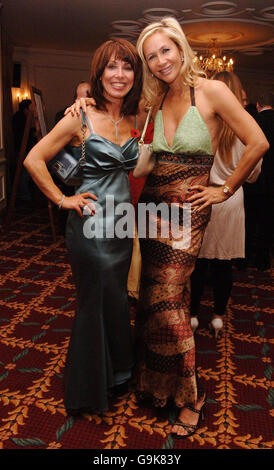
[24, 39, 144, 415]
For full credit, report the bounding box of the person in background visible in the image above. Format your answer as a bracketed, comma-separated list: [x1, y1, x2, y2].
[190, 72, 262, 338]
[241, 87, 258, 118]
[12, 99, 37, 202]
[54, 81, 91, 124]
[73, 81, 91, 100]
[245, 102, 258, 119]
[244, 91, 274, 270]
[241, 88, 248, 108]
[240, 96, 259, 269]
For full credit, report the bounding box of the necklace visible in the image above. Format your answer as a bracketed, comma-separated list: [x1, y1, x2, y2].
[103, 111, 124, 142]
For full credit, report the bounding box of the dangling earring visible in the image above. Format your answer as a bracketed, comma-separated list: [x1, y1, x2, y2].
[181, 57, 184, 63]
[151, 73, 154, 77]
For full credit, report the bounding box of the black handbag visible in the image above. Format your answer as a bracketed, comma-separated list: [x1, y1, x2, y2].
[48, 110, 87, 186]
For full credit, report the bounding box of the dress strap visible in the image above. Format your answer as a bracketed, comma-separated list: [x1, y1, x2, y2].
[80, 109, 94, 133]
[190, 87, 195, 106]
[159, 88, 169, 110]
[161, 87, 195, 109]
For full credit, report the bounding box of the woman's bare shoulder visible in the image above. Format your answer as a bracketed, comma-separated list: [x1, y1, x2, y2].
[85, 106, 101, 121]
[195, 77, 232, 112]
[199, 76, 228, 97]
[196, 76, 225, 91]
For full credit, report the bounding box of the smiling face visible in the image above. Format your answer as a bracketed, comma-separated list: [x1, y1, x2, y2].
[91, 39, 142, 115]
[143, 31, 183, 85]
[101, 55, 135, 102]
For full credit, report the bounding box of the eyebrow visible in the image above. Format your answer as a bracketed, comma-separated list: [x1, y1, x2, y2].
[108, 58, 132, 64]
[147, 44, 170, 54]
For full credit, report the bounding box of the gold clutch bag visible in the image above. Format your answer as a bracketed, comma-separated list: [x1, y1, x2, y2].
[133, 107, 155, 178]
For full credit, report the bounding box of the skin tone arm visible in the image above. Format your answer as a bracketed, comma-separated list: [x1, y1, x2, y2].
[188, 80, 269, 211]
[64, 82, 267, 211]
[23, 114, 97, 217]
[64, 97, 93, 116]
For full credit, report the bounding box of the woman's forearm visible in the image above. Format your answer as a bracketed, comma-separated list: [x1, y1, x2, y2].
[24, 153, 64, 206]
[24, 114, 80, 206]
[224, 140, 268, 193]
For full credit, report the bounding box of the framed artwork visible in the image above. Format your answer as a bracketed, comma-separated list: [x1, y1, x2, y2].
[0, 171, 5, 203]
[0, 26, 3, 150]
[31, 87, 47, 139]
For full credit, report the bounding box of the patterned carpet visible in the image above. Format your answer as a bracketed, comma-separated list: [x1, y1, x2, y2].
[0, 204, 273, 450]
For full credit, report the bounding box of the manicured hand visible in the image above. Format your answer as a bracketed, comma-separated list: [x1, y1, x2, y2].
[186, 185, 229, 211]
[61, 192, 97, 217]
[64, 98, 96, 117]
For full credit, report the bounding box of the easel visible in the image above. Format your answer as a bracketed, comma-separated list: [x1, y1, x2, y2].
[5, 88, 57, 240]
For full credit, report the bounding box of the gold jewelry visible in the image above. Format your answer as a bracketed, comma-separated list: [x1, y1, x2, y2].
[222, 185, 234, 197]
[102, 112, 124, 141]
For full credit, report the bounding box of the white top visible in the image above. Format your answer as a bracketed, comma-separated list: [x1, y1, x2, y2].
[199, 138, 262, 260]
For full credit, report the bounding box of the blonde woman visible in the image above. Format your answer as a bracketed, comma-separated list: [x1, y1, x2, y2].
[133, 17, 268, 439]
[190, 72, 262, 339]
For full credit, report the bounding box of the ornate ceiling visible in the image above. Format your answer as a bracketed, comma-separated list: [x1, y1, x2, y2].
[1, 1, 274, 73]
[109, 3, 274, 70]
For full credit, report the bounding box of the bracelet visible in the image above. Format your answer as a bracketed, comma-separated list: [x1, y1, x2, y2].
[58, 194, 65, 209]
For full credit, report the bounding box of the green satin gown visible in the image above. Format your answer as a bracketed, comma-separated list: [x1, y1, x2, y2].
[64, 113, 138, 414]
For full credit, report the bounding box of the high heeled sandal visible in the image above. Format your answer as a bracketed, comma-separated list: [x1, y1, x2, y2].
[190, 316, 199, 334]
[209, 316, 223, 339]
[171, 396, 206, 439]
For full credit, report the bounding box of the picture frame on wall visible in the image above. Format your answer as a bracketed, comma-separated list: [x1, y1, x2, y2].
[0, 170, 5, 203]
[0, 26, 3, 151]
[0, 23, 6, 211]
[31, 87, 47, 139]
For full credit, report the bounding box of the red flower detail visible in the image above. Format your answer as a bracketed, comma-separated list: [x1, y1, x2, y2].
[131, 129, 140, 138]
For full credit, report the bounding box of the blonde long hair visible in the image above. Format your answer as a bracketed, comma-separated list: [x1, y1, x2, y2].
[136, 17, 205, 107]
[214, 71, 244, 164]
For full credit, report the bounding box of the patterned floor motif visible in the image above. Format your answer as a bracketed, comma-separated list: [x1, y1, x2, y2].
[0, 206, 273, 450]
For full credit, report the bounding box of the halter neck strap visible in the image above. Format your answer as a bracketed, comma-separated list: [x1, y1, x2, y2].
[160, 86, 196, 109]
[159, 88, 169, 110]
[190, 86, 195, 106]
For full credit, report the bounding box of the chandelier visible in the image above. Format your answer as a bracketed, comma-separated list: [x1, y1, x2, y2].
[197, 39, 234, 77]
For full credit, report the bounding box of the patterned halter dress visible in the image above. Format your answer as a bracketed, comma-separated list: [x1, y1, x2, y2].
[134, 86, 214, 407]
